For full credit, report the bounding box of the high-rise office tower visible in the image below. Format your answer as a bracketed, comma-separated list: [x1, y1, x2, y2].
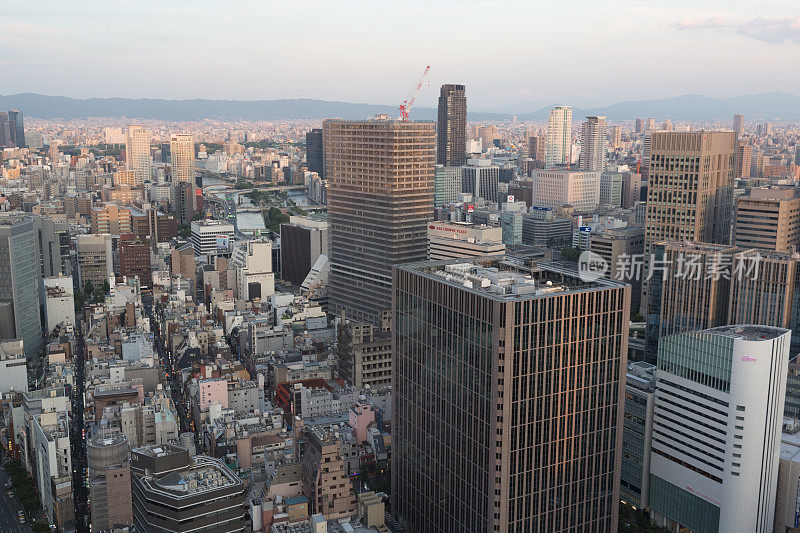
[733, 113, 744, 137]
[0, 214, 43, 361]
[735, 141, 751, 180]
[751, 149, 765, 177]
[661, 119, 673, 132]
[591, 226, 645, 310]
[173, 181, 198, 226]
[642, 131, 736, 312]
[8, 110, 25, 148]
[532, 169, 601, 211]
[393, 257, 630, 532]
[611, 125, 622, 149]
[642, 132, 653, 166]
[324, 117, 434, 323]
[433, 165, 461, 207]
[649, 326, 790, 533]
[158, 140, 171, 163]
[734, 187, 800, 252]
[580, 115, 607, 171]
[645, 241, 736, 361]
[125, 125, 151, 186]
[620, 362, 656, 509]
[461, 158, 499, 202]
[76, 234, 114, 290]
[169, 133, 194, 182]
[436, 84, 467, 166]
[645, 131, 735, 246]
[545, 105, 572, 168]
[620, 171, 642, 209]
[305, 128, 323, 176]
[646, 117, 656, 130]
[728, 250, 798, 337]
[526, 131, 545, 162]
[635, 118, 644, 134]
[0, 113, 11, 148]
[647, 241, 800, 358]
[32, 216, 69, 279]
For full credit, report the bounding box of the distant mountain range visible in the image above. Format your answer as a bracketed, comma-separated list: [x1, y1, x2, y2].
[1, 91, 798, 122]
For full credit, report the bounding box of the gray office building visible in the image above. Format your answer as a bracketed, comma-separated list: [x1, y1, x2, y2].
[0, 113, 11, 148]
[0, 214, 43, 360]
[8, 110, 25, 148]
[522, 213, 573, 246]
[306, 128, 323, 176]
[462, 159, 499, 202]
[33, 216, 70, 278]
[621, 362, 656, 508]
[393, 256, 630, 532]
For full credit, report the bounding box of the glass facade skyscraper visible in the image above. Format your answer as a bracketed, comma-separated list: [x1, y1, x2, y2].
[305, 128, 323, 176]
[0, 214, 43, 360]
[393, 257, 630, 532]
[8, 110, 25, 148]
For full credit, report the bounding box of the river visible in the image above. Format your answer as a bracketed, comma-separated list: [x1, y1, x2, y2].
[200, 174, 310, 234]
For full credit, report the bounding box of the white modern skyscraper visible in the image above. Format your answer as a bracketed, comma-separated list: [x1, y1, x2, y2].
[649, 325, 790, 533]
[580, 116, 607, 172]
[125, 125, 151, 185]
[170, 133, 195, 182]
[545, 105, 572, 168]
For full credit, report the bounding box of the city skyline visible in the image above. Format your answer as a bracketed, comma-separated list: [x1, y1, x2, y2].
[3, 1, 800, 110]
[4, 1, 800, 528]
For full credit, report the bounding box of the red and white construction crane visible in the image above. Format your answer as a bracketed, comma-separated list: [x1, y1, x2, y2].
[398, 65, 431, 121]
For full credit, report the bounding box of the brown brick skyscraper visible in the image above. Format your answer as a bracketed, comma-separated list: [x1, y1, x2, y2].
[436, 84, 467, 166]
[119, 233, 152, 288]
[642, 131, 736, 314]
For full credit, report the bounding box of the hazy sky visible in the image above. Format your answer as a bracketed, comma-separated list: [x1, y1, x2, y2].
[3, 0, 799, 112]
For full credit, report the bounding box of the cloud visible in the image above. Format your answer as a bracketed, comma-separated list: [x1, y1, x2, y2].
[674, 17, 727, 30]
[735, 17, 800, 44]
[675, 16, 800, 44]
